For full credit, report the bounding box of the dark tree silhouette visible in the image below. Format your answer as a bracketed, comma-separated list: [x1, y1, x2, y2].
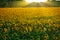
[0, 0, 23, 7]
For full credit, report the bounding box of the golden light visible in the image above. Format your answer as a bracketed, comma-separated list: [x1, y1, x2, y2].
[25, 0, 47, 3]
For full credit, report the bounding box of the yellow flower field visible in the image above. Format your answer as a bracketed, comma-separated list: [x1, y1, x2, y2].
[0, 7, 60, 40]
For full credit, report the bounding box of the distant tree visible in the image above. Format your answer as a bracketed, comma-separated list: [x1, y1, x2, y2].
[0, 0, 23, 7]
[47, 0, 56, 1]
[52, 0, 56, 1]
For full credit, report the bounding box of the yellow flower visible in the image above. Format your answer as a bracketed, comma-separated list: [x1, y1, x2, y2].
[4, 28, 8, 32]
[44, 34, 49, 40]
[25, 27, 28, 32]
[0, 23, 3, 27]
[48, 28, 51, 31]
[28, 26, 33, 32]
[43, 27, 47, 32]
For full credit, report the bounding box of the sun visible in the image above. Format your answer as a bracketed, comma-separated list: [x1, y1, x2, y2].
[25, 0, 47, 3]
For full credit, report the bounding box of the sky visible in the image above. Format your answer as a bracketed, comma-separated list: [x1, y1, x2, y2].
[0, 0, 60, 7]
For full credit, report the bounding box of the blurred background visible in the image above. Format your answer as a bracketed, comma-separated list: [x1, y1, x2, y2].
[0, 0, 60, 7]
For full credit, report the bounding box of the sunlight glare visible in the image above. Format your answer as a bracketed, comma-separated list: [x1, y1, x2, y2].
[25, 0, 47, 3]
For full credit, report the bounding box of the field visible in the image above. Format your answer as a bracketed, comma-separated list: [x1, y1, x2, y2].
[0, 7, 60, 40]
